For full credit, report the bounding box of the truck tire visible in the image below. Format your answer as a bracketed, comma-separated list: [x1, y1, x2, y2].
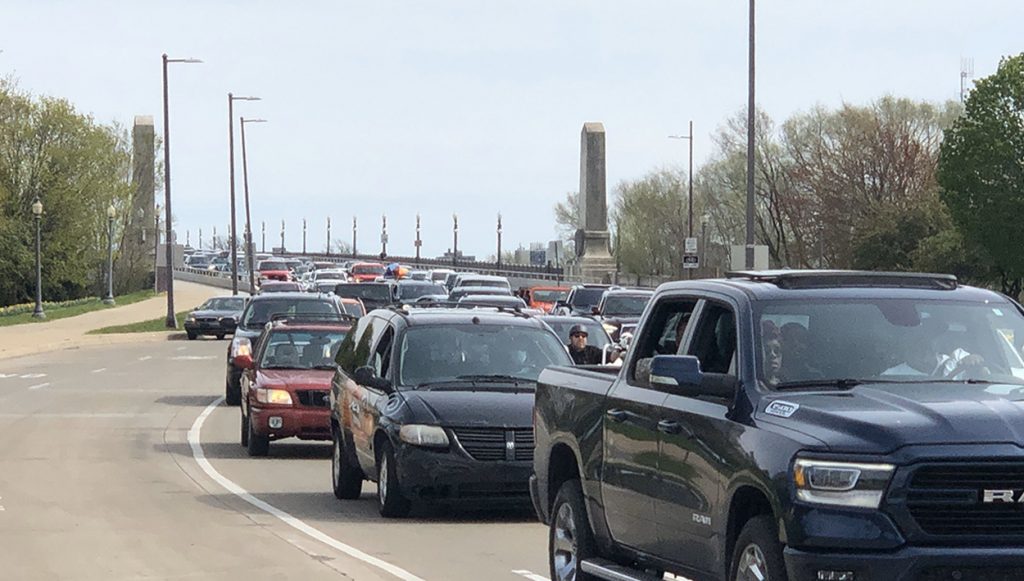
[225, 379, 241, 406]
[332, 429, 363, 500]
[240, 408, 249, 447]
[729, 515, 788, 581]
[376, 442, 411, 518]
[549, 479, 599, 581]
[187, 331, 197, 340]
[246, 409, 270, 457]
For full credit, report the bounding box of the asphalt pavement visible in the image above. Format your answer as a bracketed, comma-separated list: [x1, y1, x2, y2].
[0, 337, 553, 581]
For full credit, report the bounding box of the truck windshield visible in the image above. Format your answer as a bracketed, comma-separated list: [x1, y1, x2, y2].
[756, 299, 1024, 388]
[571, 288, 605, 307]
[397, 324, 572, 388]
[602, 295, 651, 316]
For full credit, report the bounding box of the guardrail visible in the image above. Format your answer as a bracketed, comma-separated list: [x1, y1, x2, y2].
[174, 267, 249, 292]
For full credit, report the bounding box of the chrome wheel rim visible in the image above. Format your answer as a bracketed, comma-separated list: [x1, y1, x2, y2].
[332, 435, 341, 487]
[735, 543, 768, 581]
[378, 454, 389, 506]
[552, 502, 578, 581]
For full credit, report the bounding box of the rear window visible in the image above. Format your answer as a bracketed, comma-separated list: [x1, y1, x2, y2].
[532, 289, 568, 303]
[570, 288, 606, 307]
[352, 264, 385, 275]
[335, 285, 392, 301]
[602, 295, 651, 316]
[259, 261, 288, 271]
[397, 283, 447, 300]
[241, 298, 340, 328]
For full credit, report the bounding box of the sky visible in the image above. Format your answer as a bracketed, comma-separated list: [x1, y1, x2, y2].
[2, 0, 1022, 258]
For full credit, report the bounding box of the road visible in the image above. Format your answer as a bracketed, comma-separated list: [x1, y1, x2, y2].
[0, 338, 553, 581]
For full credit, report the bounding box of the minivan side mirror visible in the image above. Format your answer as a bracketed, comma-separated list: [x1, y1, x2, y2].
[353, 365, 392, 392]
[650, 355, 737, 399]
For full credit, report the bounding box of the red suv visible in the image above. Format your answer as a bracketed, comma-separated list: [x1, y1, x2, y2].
[349, 262, 385, 283]
[234, 317, 352, 456]
[257, 258, 293, 282]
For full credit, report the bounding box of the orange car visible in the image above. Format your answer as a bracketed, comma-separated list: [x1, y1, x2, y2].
[525, 286, 570, 313]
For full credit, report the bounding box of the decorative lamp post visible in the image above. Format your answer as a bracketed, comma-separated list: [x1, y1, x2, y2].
[326, 217, 331, 255]
[414, 214, 422, 263]
[302, 218, 307, 254]
[31, 197, 45, 319]
[380, 214, 388, 258]
[452, 214, 459, 267]
[496, 213, 503, 267]
[103, 204, 116, 305]
[352, 217, 357, 256]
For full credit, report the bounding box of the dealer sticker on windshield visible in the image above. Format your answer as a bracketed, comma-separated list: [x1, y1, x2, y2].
[765, 400, 800, 418]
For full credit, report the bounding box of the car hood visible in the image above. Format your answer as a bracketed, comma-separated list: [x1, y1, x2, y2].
[398, 389, 533, 428]
[190, 309, 240, 318]
[756, 382, 1024, 454]
[255, 369, 334, 389]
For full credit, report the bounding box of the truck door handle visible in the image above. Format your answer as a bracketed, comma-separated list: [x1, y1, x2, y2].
[658, 420, 683, 435]
[606, 409, 627, 423]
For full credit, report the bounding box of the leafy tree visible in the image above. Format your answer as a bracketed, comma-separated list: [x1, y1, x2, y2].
[552, 191, 578, 257]
[938, 54, 1024, 297]
[612, 169, 687, 277]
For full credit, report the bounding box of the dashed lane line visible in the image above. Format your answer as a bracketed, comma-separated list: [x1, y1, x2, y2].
[188, 397, 427, 581]
[27, 383, 49, 390]
[19, 374, 46, 379]
[138, 356, 152, 361]
[91, 368, 106, 373]
[513, 571, 549, 581]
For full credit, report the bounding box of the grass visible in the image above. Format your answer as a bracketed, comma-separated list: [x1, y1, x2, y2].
[88, 310, 190, 335]
[0, 289, 157, 327]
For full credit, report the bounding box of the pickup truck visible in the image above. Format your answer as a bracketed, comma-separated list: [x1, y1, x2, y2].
[532, 270, 1024, 581]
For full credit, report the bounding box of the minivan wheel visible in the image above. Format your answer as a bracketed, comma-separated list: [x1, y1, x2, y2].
[332, 429, 363, 500]
[730, 515, 788, 581]
[376, 442, 411, 518]
[549, 479, 598, 581]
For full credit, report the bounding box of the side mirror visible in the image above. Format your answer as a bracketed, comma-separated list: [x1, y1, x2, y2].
[233, 353, 254, 369]
[650, 355, 736, 399]
[353, 365, 392, 392]
[591, 306, 601, 315]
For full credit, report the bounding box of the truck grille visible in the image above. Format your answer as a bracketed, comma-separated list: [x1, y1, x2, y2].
[907, 463, 1024, 536]
[918, 567, 1024, 581]
[451, 428, 533, 462]
[296, 390, 329, 408]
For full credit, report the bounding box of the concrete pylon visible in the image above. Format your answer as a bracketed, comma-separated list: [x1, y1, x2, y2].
[576, 122, 615, 283]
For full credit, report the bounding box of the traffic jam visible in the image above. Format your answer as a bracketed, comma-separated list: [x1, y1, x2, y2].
[185, 253, 1024, 581]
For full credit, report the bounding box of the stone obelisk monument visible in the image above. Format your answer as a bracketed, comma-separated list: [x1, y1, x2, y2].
[576, 122, 616, 283]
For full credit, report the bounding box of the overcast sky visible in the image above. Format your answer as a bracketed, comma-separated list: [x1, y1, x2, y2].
[3, 1, 1022, 258]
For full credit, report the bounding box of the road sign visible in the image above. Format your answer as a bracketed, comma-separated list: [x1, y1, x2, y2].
[683, 254, 699, 269]
[685, 237, 698, 254]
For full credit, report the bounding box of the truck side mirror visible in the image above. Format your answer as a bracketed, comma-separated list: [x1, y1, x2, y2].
[650, 355, 736, 399]
[354, 365, 392, 393]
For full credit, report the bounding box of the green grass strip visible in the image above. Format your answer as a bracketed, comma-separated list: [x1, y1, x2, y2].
[0, 290, 157, 328]
[87, 310, 191, 335]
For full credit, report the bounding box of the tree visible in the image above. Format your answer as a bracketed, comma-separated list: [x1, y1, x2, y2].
[552, 191, 578, 257]
[938, 54, 1024, 297]
[612, 169, 687, 277]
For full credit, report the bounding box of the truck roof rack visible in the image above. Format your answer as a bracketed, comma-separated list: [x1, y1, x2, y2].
[724, 270, 958, 291]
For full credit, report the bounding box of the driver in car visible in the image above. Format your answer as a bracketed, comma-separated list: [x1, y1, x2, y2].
[567, 324, 603, 365]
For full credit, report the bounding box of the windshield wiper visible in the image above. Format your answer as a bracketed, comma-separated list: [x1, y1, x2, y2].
[312, 364, 338, 370]
[455, 374, 537, 384]
[775, 379, 866, 391]
[261, 364, 303, 370]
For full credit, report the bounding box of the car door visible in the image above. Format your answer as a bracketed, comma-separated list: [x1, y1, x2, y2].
[655, 298, 740, 573]
[336, 315, 384, 473]
[600, 298, 694, 554]
[360, 322, 396, 476]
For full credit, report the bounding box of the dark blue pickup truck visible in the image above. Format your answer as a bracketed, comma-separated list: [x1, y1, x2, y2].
[532, 270, 1024, 581]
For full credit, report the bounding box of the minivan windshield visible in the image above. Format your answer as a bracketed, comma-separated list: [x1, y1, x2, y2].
[756, 299, 1024, 388]
[397, 324, 572, 388]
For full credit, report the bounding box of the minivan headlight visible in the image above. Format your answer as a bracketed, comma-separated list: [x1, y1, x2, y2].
[793, 459, 895, 509]
[399, 425, 450, 448]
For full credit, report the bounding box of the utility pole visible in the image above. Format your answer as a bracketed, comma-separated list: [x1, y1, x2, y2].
[352, 217, 357, 256]
[669, 121, 696, 278]
[302, 218, 307, 254]
[380, 214, 388, 257]
[261, 221, 266, 253]
[452, 214, 459, 267]
[326, 217, 331, 255]
[415, 214, 422, 263]
[745, 0, 756, 269]
[496, 213, 503, 267]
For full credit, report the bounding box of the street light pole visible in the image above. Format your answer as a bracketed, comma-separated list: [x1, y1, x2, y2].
[496, 213, 503, 267]
[380, 215, 387, 258]
[415, 214, 421, 263]
[745, 0, 757, 269]
[452, 214, 459, 267]
[352, 217, 357, 256]
[303, 218, 307, 254]
[240, 116, 266, 294]
[228, 93, 260, 295]
[162, 53, 202, 328]
[669, 121, 696, 278]
[326, 217, 331, 255]
[103, 204, 116, 305]
[280, 219, 285, 253]
[31, 197, 44, 319]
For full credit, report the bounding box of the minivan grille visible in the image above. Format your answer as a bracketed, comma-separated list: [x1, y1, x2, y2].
[907, 463, 1024, 536]
[451, 428, 533, 462]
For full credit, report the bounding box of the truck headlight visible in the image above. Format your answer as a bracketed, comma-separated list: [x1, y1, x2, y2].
[399, 425, 450, 448]
[255, 388, 293, 405]
[793, 459, 895, 509]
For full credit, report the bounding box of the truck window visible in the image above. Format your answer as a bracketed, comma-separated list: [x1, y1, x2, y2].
[688, 303, 737, 375]
[628, 298, 699, 387]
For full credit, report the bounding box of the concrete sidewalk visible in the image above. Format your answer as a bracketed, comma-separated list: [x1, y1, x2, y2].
[0, 282, 236, 360]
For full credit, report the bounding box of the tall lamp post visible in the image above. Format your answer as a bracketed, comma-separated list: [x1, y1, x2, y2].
[380, 214, 388, 258]
[452, 214, 459, 267]
[669, 120, 695, 278]
[31, 197, 44, 319]
[496, 213, 503, 267]
[227, 93, 260, 295]
[352, 217, 357, 256]
[103, 204, 116, 305]
[745, 0, 757, 269]
[240, 116, 267, 294]
[162, 53, 202, 328]
[326, 217, 331, 255]
[414, 214, 422, 263]
[302, 218, 307, 254]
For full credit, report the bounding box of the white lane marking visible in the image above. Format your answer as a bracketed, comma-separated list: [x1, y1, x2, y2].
[189, 398, 426, 581]
[0, 413, 163, 418]
[91, 368, 107, 373]
[19, 373, 46, 379]
[177, 346, 187, 351]
[0, 374, 18, 379]
[0, 496, 5, 511]
[171, 356, 216, 361]
[27, 383, 50, 390]
[513, 571, 549, 581]
[138, 356, 152, 361]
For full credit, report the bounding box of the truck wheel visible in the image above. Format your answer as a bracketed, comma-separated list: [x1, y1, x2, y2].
[332, 429, 363, 500]
[730, 515, 788, 581]
[225, 379, 241, 406]
[240, 408, 249, 447]
[549, 479, 599, 581]
[216, 333, 226, 340]
[246, 409, 269, 457]
[187, 331, 197, 340]
[376, 442, 411, 518]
